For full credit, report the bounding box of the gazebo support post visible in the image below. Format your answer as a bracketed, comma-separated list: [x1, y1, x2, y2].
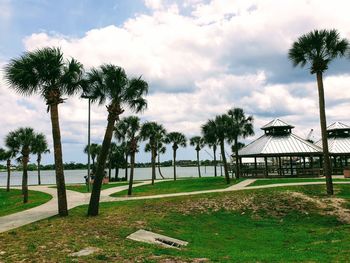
[278, 157, 282, 176]
[264, 157, 268, 178]
[303, 156, 306, 176]
[254, 157, 257, 177]
[290, 156, 294, 177]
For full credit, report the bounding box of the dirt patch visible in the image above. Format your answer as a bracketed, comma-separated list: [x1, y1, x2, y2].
[289, 192, 350, 224]
[176, 190, 349, 221]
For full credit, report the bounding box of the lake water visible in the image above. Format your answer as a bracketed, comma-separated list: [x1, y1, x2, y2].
[0, 166, 222, 186]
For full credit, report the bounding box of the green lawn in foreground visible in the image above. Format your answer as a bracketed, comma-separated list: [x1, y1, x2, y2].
[1, 184, 349, 262]
[0, 188, 52, 217]
[112, 176, 241, 197]
[62, 182, 131, 193]
[249, 178, 350, 187]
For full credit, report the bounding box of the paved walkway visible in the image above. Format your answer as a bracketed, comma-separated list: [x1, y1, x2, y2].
[1, 179, 350, 233]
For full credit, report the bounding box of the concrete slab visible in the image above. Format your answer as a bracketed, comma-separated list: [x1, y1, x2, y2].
[127, 229, 188, 248]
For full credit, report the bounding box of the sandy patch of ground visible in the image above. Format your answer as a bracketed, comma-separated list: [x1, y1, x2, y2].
[176, 190, 350, 223]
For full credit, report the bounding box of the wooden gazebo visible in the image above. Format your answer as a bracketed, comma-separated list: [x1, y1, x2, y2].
[237, 119, 323, 178]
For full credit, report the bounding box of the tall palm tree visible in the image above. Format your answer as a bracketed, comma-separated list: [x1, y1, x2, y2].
[108, 142, 117, 181]
[5, 47, 83, 215]
[32, 133, 50, 185]
[5, 128, 36, 203]
[86, 64, 148, 216]
[165, 132, 187, 180]
[190, 136, 205, 178]
[202, 121, 219, 177]
[227, 108, 254, 179]
[145, 141, 166, 179]
[203, 115, 232, 184]
[288, 29, 349, 195]
[116, 116, 141, 195]
[140, 122, 166, 185]
[0, 148, 15, 192]
[84, 143, 101, 174]
[109, 144, 125, 180]
[115, 125, 130, 180]
[156, 141, 166, 179]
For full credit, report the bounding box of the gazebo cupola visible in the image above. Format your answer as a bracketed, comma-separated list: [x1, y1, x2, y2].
[327, 122, 350, 138]
[261, 119, 295, 136]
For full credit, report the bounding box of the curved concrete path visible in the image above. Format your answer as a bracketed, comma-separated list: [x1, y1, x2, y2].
[1, 179, 350, 233]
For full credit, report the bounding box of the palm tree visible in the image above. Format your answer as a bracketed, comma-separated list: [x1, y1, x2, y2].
[227, 108, 254, 179]
[288, 29, 349, 195]
[202, 121, 219, 177]
[203, 115, 232, 184]
[116, 116, 141, 195]
[86, 64, 148, 216]
[145, 141, 166, 179]
[109, 145, 125, 181]
[165, 132, 187, 180]
[107, 142, 117, 181]
[5, 128, 36, 203]
[84, 143, 101, 174]
[190, 136, 205, 178]
[32, 133, 50, 185]
[140, 122, 166, 185]
[5, 47, 83, 215]
[115, 125, 130, 180]
[156, 142, 166, 179]
[0, 148, 15, 192]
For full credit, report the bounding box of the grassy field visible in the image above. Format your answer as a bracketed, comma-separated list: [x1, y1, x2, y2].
[111, 177, 241, 197]
[249, 178, 350, 186]
[1, 184, 350, 262]
[0, 189, 52, 217]
[52, 181, 131, 193]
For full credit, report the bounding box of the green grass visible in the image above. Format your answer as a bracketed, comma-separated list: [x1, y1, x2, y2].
[52, 182, 131, 193]
[248, 178, 350, 187]
[1, 184, 350, 262]
[0, 188, 52, 217]
[112, 177, 242, 197]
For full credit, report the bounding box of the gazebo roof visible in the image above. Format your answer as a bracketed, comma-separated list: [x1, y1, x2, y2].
[239, 119, 322, 157]
[261, 118, 294, 130]
[327, 121, 350, 131]
[315, 121, 350, 154]
[315, 137, 350, 154]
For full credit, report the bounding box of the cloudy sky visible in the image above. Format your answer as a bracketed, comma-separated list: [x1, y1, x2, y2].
[0, 0, 350, 164]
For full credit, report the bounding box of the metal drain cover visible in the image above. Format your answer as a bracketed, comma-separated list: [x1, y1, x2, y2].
[127, 229, 188, 249]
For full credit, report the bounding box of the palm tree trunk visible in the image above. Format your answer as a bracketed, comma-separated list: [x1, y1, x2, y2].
[157, 152, 165, 179]
[173, 149, 177, 181]
[88, 113, 117, 216]
[234, 138, 240, 179]
[213, 146, 217, 177]
[151, 147, 156, 185]
[128, 151, 136, 195]
[6, 159, 11, 192]
[50, 103, 68, 216]
[92, 158, 95, 174]
[22, 155, 29, 204]
[220, 140, 230, 184]
[125, 153, 128, 181]
[115, 166, 119, 179]
[37, 154, 42, 185]
[108, 154, 112, 181]
[197, 150, 201, 178]
[316, 72, 333, 195]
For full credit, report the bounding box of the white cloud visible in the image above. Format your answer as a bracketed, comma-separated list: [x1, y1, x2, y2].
[1, 0, 350, 163]
[144, 0, 164, 10]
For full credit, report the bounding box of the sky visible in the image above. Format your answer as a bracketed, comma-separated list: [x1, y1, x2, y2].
[0, 0, 350, 165]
